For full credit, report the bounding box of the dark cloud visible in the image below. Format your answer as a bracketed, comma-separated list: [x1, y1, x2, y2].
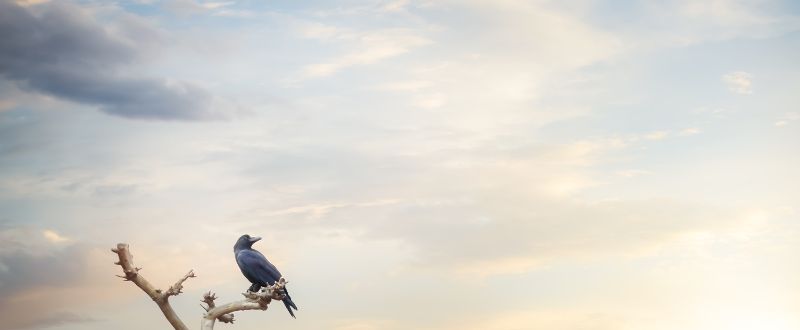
[0, 231, 88, 298]
[0, 227, 94, 330]
[0, 1, 220, 120]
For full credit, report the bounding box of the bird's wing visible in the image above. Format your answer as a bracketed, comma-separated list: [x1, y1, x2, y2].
[236, 249, 283, 285]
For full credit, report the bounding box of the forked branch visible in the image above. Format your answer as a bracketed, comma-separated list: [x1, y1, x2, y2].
[113, 243, 193, 330]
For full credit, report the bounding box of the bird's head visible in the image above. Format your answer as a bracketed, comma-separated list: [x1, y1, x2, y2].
[234, 234, 261, 251]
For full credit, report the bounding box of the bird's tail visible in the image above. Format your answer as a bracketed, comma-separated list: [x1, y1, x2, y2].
[283, 289, 298, 318]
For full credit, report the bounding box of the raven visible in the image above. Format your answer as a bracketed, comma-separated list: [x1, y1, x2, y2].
[234, 234, 298, 318]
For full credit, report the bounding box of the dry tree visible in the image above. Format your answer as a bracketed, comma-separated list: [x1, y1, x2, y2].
[112, 243, 288, 330]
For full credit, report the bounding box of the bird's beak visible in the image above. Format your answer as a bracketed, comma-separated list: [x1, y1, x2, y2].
[249, 236, 262, 243]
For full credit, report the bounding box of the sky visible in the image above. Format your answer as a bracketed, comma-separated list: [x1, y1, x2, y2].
[0, 0, 799, 329]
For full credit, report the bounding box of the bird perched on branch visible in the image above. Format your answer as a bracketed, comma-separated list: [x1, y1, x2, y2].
[234, 234, 298, 318]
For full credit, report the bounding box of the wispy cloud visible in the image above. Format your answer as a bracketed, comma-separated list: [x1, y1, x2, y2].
[42, 229, 70, 243]
[678, 127, 702, 136]
[300, 28, 431, 78]
[637, 0, 800, 49]
[163, 0, 235, 16]
[311, 0, 414, 17]
[616, 169, 651, 178]
[723, 71, 753, 94]
[645, 130, 670, 140]
[774, 112, 799, 127]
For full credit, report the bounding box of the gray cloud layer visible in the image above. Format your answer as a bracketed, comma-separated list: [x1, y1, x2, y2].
[0, 227, 95, 330]
[0, 2, 218, 120]
[9, 312, 96, 330]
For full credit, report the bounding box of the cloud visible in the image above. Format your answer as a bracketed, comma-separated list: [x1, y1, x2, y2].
[375, 80, 433, 92]
[163, 0, 236, 16]
[678, 127, 702, 136]
[310, 0, 415, 17]
[4, 312, 97, 330]
[0, 228, 87, 296]
[300, 28, 431, 78]
[13, 0, 50, 6]
[635, 0, 800, 49]
[0, 99, 15, 112]
[0, 1, 795, 329]
[644, 130, 670, 140]
[366, 1, 624, 132]
[774, 112, 799, 127]
[0, 1, 223, 120]
[366, 197, 736, 276]
[0, 227, 96, 329]
[616, 169, 651, 178]
[678, 0, 771, 26]
[224, 135, 736, 278]
[722, 71, 753, 94]
[42, 229, 69, 243]
[449, 308, 625, 330]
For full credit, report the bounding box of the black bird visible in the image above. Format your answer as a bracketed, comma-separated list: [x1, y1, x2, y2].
[234, 234, 298, 318]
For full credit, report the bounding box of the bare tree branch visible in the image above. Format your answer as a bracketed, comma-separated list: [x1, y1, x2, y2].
[113, 243, 285, 330]
[200, 279, 287, 330]
[166, 270, 197, 297]
[113, 243, 193, 330]
[201, 292, 236, 324]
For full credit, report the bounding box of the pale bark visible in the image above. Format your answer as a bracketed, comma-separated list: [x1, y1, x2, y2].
[112, 243, 193, 330]
[113, 243, 285, 330]
[199, 282, 286, 330]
